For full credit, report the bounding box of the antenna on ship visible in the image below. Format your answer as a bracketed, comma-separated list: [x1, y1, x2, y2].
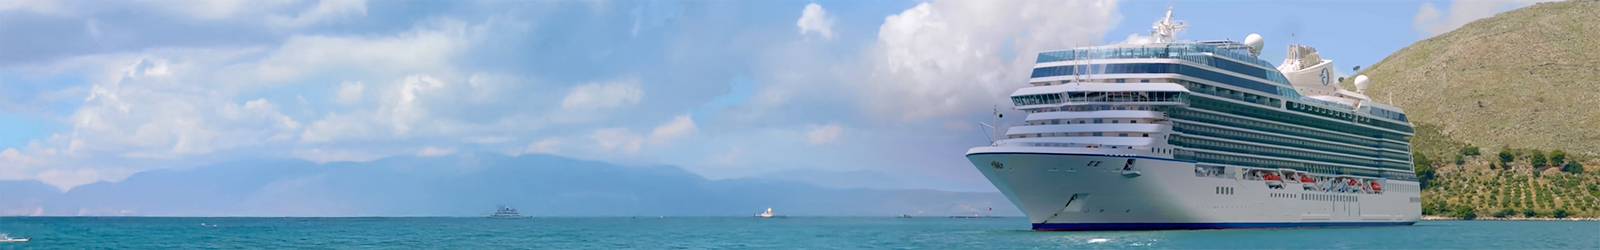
[1151, 6, 1187, 43]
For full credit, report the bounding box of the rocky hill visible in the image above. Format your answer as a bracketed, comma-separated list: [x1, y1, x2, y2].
[1350, 0, 1600, 158]
[1351, 0, 1600, 219]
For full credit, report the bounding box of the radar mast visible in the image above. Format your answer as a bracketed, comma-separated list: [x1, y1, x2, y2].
[1151, 6, 1188, 43]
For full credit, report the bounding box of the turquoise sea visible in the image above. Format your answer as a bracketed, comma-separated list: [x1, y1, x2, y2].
[1, 217, 1596, 249]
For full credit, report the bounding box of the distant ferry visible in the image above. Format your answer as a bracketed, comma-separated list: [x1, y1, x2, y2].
[754, 208, 785, 218]
[488, 206, 525, 218]
[966, 7, 1421, 231]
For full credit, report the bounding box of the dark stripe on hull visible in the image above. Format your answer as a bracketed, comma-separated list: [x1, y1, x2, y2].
[1031, 221, 1416, 231]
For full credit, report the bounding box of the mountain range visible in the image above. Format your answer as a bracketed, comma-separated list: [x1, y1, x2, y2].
[0, 153, 1015, 217]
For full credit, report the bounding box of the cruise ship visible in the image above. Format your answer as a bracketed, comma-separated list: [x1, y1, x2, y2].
[966, 8, 1421, 231]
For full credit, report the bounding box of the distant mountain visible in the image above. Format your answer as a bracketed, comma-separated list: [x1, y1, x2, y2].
[754, 169, 915, 190]
[1, 153, 1017, 217]
[1350, 0, 1600, 158]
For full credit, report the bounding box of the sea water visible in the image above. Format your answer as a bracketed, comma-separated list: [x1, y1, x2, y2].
[1, 217, 1596, 249]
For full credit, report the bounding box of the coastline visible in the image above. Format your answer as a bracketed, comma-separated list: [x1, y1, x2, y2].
[1421, 215, 1600, 221]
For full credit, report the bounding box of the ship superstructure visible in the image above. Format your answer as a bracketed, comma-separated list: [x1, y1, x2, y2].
[966, 7, 1420, 231]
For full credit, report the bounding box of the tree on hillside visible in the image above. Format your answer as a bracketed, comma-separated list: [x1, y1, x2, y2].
[1531, 150, 1548, 169]
[1499, 148, 1516, 165]
[1353, 65, 1362, 72]
[1461, 146, 1481, 156]
[1452, 204, 1478, 220]
[1455, 154, 1466, 165]
[1550, 150, 1567, 166]
[1414, 152, 1435, 188]
[1565, 161, 1585, 174]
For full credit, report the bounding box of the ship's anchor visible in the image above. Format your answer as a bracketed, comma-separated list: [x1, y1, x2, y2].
[1119, 159, 1141, 177]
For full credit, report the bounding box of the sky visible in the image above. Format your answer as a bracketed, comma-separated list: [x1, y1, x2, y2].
[0, 0, 1549, 192]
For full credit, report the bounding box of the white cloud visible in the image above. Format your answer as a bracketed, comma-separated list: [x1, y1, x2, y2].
[1121, 33, 1153, 45]
[416, 146, 456, 156]
[561, 77, 643, 110]
[141, 0, 251, 20]
[853, 0, 1119, 120]
[590, 128, 643, 155]
[268, 0, 368, 28]
[291, 148, 388, 163]
[523, 138, 562, 154]
[806, 123, 842, 145]
[650, 115, 697, 140]
[797, 3, 835, 39]
[255, 18, 472, 83]
[0, 0, 62, 14]
[85, 19, 102, 41]
[1412, 0, 1547, 39]
[335, 80, 364, 104]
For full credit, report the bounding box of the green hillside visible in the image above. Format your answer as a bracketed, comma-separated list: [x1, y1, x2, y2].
[1349, 1, 1600, 218]
[1351, 0, 1600, 157]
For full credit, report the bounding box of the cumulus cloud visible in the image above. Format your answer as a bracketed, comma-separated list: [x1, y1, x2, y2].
[1121, 33, 1153, 45]
[335, 80, 364, 104]
[0, 0, 62, 13]
[416, 146, 456, 156]
[255, 18, 472, 83]
[806, 123, 842, 145]
[268, 0, 368, 28]
[590, 128, 644, 155]
[797, 3, 835, 39]
[853, 0, 1119, 120]
[561, 77, 644, 110]
[1412, 0, 1547, 39]
[523, 138, 562, 154]
[650, 115, 697, 140]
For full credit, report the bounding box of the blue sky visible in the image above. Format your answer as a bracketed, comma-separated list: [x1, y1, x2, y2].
[0, 0, 1545, 191]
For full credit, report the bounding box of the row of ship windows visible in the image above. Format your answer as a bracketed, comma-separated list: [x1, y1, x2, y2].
[1184, 80, 1281, 107]
[1172, 136, 1406, 171]
[1304, 194, 1358, 202]
[1034, 78, 1162, 86]
[1362, 106, 1410, 122]
[1012, 91, 1187, 107]
[1014, 132, 1152, 138]
[1185, 97, 1412, 146]
[1025, 118, 1151, 126]
[1288, 102, 1414, 133]
[1175, 78, 1413, 136]
[1029, 63, 1283, 94]
[1174, 149, 1415, 180]
[1032, 44, 1286, 84]
[1172, 122, 1410, 163]
[1215, 186, 1235, 195]
[1168, 108, 1410, 152]
[1387, 183, 1420, 193]
[1027, 104, 1174, 113]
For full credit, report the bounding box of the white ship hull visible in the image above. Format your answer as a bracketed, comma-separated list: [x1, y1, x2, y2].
[967, 147, 1419, 231]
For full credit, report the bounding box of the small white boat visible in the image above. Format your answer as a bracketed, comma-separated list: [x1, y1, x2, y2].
[755, 208, 775, 218]
[488, 206, 526, 218]
[0, 233, 27, 243]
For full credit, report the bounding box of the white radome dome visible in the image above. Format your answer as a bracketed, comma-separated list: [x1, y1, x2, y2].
[1354, 75, 1370, 93]
[1244, 33, 1264, 57]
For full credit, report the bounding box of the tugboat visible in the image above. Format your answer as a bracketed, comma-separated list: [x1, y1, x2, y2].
[488, 206, 526, 218]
